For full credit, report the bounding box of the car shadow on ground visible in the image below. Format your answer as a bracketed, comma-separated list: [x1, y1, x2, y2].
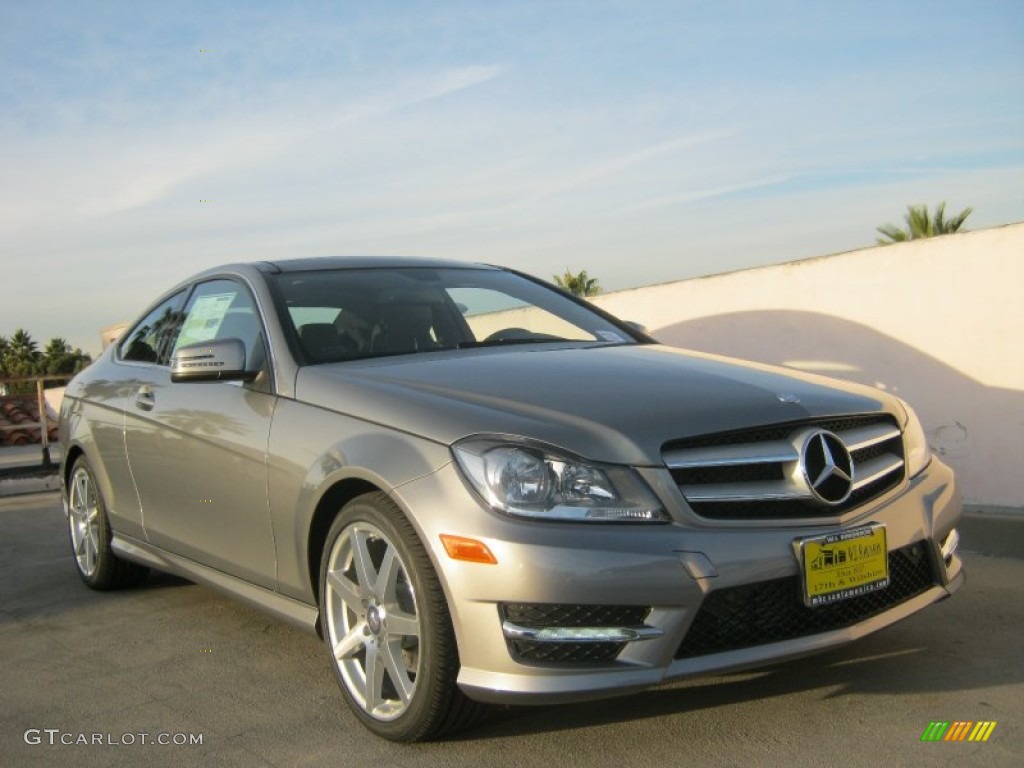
[142, 571, 193, 589]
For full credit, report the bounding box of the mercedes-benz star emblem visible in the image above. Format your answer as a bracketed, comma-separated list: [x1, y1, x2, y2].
[801, 430, 854, 505]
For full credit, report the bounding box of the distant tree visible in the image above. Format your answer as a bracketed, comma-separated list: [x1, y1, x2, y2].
[4, 329, 41, 378]
[42, 337, 91, 375]
[876, 202, 973, 244]
[42, 337, 71, 360]
[553, 269, 601, 298]
[0, 330, 92, 387]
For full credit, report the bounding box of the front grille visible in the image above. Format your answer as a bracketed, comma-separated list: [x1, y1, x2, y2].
[664, 414, 906, 520]
[503, 603, 649, 627]
[502, 603, 649, 664]
[675, 541, 937, 659]
[509, 640, 627, 664]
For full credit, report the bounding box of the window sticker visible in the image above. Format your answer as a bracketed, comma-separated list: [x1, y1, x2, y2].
[597, 330, 625, 342]
[175, 292, 236, 349]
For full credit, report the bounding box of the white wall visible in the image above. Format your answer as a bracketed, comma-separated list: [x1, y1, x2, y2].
[592, 223, 1024, 511]
[43, 386, 65, 420]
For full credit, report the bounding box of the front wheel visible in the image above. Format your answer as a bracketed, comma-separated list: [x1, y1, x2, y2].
[319, 492, 484, 741]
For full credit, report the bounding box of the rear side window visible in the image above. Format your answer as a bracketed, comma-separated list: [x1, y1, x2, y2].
[119, 291, 187, 365]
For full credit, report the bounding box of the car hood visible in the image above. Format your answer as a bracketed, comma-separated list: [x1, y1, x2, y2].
[294, 344, 900, 466]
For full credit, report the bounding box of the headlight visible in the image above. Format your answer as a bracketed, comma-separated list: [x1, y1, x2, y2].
[900, 399, 931, 478]
[453, 437, 669, 523]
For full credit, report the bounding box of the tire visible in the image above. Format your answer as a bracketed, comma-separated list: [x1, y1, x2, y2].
[66, 457, 149, 590]
[319, 492, 485, 741]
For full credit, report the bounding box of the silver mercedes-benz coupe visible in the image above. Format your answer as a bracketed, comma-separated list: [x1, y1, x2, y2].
[60, 257, 964, 741]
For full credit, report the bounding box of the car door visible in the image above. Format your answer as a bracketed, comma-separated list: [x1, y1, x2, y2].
[78, 290, 189, 539]
[123, 277, 278, 588]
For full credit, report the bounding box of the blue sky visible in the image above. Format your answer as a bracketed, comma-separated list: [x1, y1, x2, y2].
[2, 0, 1022, 354]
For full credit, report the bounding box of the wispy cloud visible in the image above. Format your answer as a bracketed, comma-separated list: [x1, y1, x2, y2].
[518, 129, 737, 206]
[614, 174, 794, 214]
[3, 64, 504, 225]
[93, 64, 503, 218]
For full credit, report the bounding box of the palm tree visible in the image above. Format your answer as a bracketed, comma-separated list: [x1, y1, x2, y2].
[876, 202, 973, 244]
[553, 269, 601, 298]
[43, 337, 71, 360]
[0, 330, 91, 392]
[1, 329, 42, 391]
[41, 337, 83, 375]
[6, 329, 40, 374]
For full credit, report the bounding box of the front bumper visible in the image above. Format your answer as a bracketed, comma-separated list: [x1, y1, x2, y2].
[392, 456, 963, 705]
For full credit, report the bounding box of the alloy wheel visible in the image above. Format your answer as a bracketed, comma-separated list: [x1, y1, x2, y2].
[323, 521, 421, 721]
[68, 465, 101, 578]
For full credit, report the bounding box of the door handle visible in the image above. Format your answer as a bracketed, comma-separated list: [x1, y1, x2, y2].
[135, 385, 155, 411]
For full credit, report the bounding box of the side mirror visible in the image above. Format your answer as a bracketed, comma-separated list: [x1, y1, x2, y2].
[624, 320, 649, 336]
[170, 339, 256, 383]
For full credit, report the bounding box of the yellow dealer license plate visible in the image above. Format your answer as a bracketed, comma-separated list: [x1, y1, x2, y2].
[799, 524, 889, 607]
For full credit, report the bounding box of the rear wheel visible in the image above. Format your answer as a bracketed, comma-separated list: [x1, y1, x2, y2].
[67, 457, 148, 590]
[320, 492, 484, 741]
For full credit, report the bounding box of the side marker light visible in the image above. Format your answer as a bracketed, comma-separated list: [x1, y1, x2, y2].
[440, 534, 498, 564]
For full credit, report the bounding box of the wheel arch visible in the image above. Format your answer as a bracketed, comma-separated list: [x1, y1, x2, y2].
[62, 443, 86, 496]
[61, 441, 117, 516]
[304, 472, 460, 648]
[306, 477, 384, 612]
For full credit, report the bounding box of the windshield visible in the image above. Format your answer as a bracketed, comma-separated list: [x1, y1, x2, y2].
[271, 267, 637, 364]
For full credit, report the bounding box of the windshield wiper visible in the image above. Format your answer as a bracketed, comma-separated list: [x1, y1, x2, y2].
[456, 337, 570, 349]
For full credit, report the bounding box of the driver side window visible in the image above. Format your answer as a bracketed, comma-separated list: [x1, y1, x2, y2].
[445, 287, 595, 342]
[172, 279, 266, 372]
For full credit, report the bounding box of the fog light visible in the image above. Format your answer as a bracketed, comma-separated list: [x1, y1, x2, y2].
[940, 528, 960, 564]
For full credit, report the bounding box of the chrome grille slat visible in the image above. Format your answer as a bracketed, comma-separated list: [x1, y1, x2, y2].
[837, 423, 902, 451]
[665, 415, 906, 520]
[664, 440, 798, 469]
[680, 481, 811, 502]
[852, 454, 905, 490]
